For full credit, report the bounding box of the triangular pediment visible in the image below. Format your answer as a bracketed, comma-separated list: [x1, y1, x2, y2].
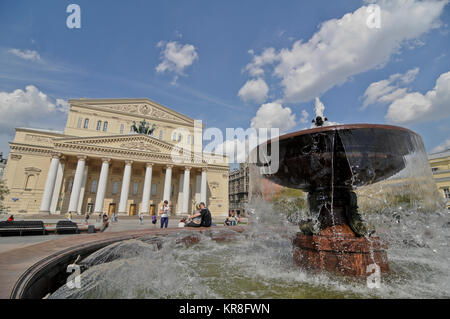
[69, 99, 195, 126]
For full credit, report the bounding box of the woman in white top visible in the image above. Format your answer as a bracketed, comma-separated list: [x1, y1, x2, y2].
[160, 200, 170, 228]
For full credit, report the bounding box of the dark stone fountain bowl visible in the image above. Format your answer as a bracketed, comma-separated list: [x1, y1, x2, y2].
[258, 124, 421, 191]
[256, 124, 424, 277]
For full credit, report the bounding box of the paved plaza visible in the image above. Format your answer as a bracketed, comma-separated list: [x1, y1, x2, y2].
[0, 214, 243, 254]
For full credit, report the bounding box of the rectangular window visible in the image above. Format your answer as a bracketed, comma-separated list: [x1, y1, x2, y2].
[77, 117, 82, 128]
[120, 124, 124, 134]
[96, 120, 102, 131]
[151, 183, 157, 196]
[90, 180, 97, 193]
[112, 181, 119, 194]
[444, 188, 450, 199]
[132, 182, 139, 196]
[84, 119, 89, 129]
[103, 121, 108, 132]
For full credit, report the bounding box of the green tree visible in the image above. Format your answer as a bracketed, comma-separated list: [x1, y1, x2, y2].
[0, 179, 9, 212]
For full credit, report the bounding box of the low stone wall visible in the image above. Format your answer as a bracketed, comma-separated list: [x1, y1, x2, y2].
[0, 226, 246, 299]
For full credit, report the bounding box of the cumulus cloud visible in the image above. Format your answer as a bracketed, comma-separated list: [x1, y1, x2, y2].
[9, 48, 41, 62]
[300, 109, 309, 124]
[250, 102, 296, 132]
[431, 139, 450, 153]
[362, 67, 419, 108]
[385, 70, 450, 124]
[240, 0, 447, 103]
[0, 85, 68, 134]
[156, 41, 199, 84]
[238, 78, 269, 103]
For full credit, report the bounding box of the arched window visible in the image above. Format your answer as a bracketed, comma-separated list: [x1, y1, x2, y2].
[178, 133, 182, 142]
[103, 121, 108, 132]
[96, 120, 102, 131]
[90, 180, 98, 193]
[25, 175, 36, 190]
[83, 118, 90, 129]
[172, 132, 177, 141]
[120, 124, 124, 134]
[77, 117, 82, 128]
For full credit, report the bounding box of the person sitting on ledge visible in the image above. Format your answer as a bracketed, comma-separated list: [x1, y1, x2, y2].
[185, 204, 202, 227]
[199, 202, 212, 227]
[7, 215, 14, 222]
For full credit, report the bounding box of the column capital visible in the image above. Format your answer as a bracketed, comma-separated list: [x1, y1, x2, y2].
[51, 152, 62, 159]
[101, 157, 111, 164]
[184, 166, 192, 171]
[77, 155, 88, 161]
[165, 164, 174, 169]
[124, 160, 134, 166]
[146, 163, 154, 168]
[201, 167, 208, 172]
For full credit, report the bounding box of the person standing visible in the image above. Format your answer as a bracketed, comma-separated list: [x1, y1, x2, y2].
[66, 211, 72, 222]
[139, 212, 144, 225]
[159, 200, 170, 228]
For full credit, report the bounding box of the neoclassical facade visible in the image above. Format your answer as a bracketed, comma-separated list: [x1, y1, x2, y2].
[3, 98, 229, 217]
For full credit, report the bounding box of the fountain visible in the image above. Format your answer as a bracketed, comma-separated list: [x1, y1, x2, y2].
[255, 117, 428, 277]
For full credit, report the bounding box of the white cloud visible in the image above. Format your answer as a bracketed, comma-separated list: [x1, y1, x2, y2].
[241, 0, 447, 103]
[9, 48, 41, 62]
[385, 70, 450, 124]
[250, 102, 296, 132]
[238, 78, 269, 103]
[300, 109, 309, 123]
[431, 139, 450, 153]
[156, 41, 199, 84]
[0, 85, 67, 134]
[362, 67, 419, 108]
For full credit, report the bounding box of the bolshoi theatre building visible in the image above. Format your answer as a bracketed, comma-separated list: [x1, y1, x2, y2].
[2, 98, 229, 217]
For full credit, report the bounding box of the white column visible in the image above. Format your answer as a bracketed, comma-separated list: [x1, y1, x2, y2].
[76, 165, 89, 214]
[195, 173, 201, 204]
[50, 161, 65, 214]
[68, 156, 87, 213]
[39, 154, 61, 213]
[177, 173, 184, 214]
[141, 163, 153, 214]
[118, 160, 133, 214]
[162, 165, 173, 202]
[94, 158, 111, 214]
[182, 167, 191, 214]
[200, 168, 207, 204]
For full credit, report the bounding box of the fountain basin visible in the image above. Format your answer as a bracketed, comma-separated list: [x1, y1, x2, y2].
[256, 124, 424, 276]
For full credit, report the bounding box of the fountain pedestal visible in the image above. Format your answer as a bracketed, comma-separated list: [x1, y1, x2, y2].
[292, 225, 389, 277]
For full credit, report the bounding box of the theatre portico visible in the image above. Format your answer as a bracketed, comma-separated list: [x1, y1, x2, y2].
[2, 98, 229, 217]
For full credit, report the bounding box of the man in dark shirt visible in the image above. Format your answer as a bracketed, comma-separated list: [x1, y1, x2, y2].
[199, 202, 212, 227]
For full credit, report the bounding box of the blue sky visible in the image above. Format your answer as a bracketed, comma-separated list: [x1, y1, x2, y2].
[0, 0, 449, 159]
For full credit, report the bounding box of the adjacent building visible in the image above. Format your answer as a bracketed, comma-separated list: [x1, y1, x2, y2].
[2, 98, 229, 217]
[228, 162, 249, 215]
[429, 148, 450, 210]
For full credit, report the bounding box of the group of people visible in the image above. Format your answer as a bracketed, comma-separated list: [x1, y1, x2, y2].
[224, 211, 240, 226]
[59, 200, 213, 229]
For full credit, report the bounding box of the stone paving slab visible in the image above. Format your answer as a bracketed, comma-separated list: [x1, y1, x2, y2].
[0, 225, 246, 299]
